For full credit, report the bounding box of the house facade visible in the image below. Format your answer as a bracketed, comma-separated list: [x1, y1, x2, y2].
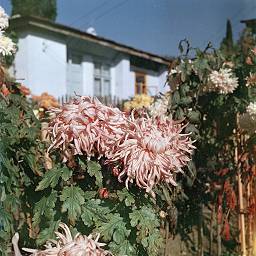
[9, 16, 170, 100]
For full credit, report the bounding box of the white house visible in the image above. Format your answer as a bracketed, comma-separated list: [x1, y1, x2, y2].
[9, 16, 170, 100]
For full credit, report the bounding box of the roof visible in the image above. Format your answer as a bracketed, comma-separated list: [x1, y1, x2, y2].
[241, 18, 256, 24]
[9, 15, 171, 66]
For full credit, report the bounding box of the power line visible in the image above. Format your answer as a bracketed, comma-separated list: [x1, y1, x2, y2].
[77, 0, 128, 29]
[68, 0, 110, 27]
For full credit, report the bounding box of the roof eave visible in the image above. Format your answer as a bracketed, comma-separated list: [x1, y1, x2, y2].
[10, 15, 171, 66]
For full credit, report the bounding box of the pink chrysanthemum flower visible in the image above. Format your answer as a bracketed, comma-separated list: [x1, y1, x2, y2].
[48, 96, 127, 162]
[22, 223, 111, 256]
[107, 115, 195, 194]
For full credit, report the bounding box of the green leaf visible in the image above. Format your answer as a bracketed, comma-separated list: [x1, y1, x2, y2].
[109, 239, 136, 256]
[62, 167, 73, 181]
[96, 213, 130, 242]
[117, 188, 135, 206]
[129, 206, 160, 237]
[129, 206, 162, 255]
[144, 232, 164, 256]
[60, 185, 85, 223]
[172, 91, 180, 106]
[87, 160, 103, 187]
[32, 191, 57, 226]
[36, 220, 60, 246]
[187, 110, 201, 123]
[81, 199, 110, 227]
[36, 166, 72, 191]
[0, 207, 12, 233]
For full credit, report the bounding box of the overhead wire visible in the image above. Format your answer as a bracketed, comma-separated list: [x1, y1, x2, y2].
[67, 0, 110, 27]
[76, 0, 128, 29]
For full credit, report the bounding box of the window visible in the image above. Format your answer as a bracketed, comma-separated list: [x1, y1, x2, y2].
[94, 63, 111, 97]
[67, 51, 83, 95]
[135, 72, 147, 95]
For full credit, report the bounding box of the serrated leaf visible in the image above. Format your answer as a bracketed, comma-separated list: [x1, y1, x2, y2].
[109, 239, 136, 256]
[36, 166, 72, 191]
[129, 206, 160, 235]
[117, 188, 135, 206]
[87, 160, 103, 187]
[32, 191, 57, 226]
[96, 213, 130, 242]
[145, 232, 164, 256]
[62, 167, 73, 181]
[129, 206, 162, 255]
[60, 185, 85, 223]
[36, 220, 60, 245]
[113, 228, 125, 244]
[81, 199, 110, 227]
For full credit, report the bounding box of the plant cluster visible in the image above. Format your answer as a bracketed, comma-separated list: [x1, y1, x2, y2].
[167, 34, 256, 254]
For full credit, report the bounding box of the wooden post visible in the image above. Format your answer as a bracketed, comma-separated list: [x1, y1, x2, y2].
[236, 114, 247, 256]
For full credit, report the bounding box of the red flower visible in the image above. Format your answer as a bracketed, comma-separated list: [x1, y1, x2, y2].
[99, 188, 109, 199]
[246, 56, 253, 65]
[112, 166, 120, 177]
[222, 220, 230, 241]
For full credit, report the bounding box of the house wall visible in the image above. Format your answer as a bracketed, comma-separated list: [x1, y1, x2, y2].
[12, 29, 168, 100]
[130, 67, 168, 97]
[14, 30, 67, 98]
[11, 31, 29, 82]
[115, 56, 134, 99]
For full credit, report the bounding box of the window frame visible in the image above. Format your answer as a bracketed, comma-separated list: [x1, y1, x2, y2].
[93, 62, 111, 97]
[135, 72, 147, 95]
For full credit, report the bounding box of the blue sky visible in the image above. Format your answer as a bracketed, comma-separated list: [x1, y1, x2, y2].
[0, 0, 255, 57]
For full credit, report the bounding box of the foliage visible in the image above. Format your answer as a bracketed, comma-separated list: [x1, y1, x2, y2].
[11, 0, 57, 21]
[0, 81, 45, 254]
[0, 80, 168, 255]
[167, 33, 256, 254]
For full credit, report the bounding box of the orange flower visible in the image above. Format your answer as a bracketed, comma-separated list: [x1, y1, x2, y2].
[19, 85, 30, 96]
[32, 92, 59, 109]
[1, 84, 9, 96]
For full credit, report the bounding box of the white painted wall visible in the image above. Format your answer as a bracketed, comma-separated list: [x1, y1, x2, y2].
[12, 30, 168, 100]
[12, 32, 29, 83]
[13, 31, 67, 98]
[115, 56, 134, 99]
[82, 55, 94, 96]
[129, 68, 168, 97]
[159, 70, 169, 93]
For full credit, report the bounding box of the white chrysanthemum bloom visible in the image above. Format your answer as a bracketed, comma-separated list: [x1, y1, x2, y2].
[149, 93, 170, 117]
[247, 102, 256, 118]
[0, 6, 8, 30]
[22, 223, 112, 256]
[0, 35, 16, 56]
[207, 68, 239, 94]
